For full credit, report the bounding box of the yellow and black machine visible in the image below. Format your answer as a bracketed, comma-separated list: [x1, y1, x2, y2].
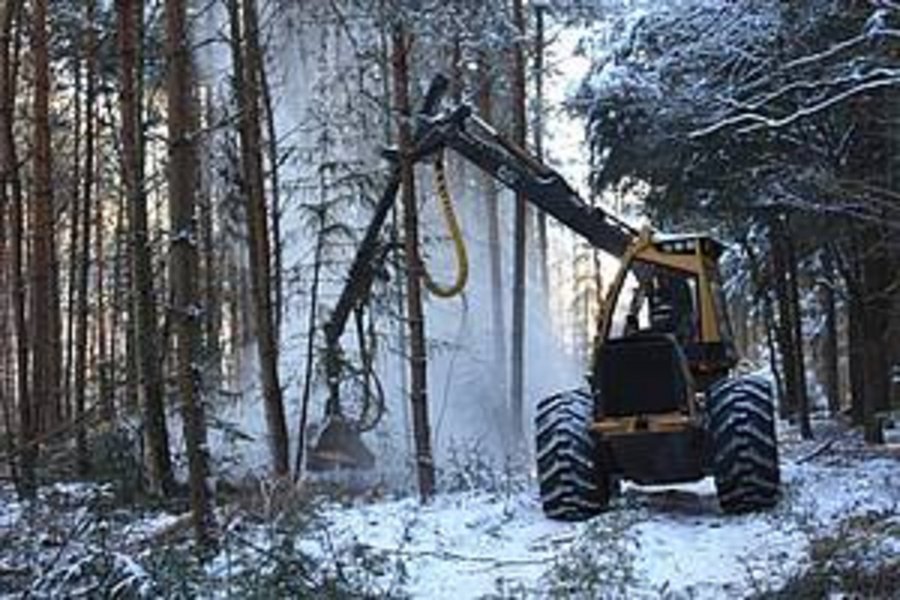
[310, 75, 779, 518]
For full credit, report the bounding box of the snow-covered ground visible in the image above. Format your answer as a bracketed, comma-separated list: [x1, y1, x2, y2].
[1, 421, 897, 598]
[311, 423, 899, 598]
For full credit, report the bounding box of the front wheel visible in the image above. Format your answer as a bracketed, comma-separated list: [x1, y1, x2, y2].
[708, 374, 781, 513]
[535, 389, 614, 521]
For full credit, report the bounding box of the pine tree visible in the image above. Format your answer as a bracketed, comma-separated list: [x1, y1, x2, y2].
[118, 0, 174, 495]
[228, 0, 290, 477]
[393, 20, 435, 501]
[165, 0, 217, 546]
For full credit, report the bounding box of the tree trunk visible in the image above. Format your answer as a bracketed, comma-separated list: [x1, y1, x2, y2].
[510, 0, 528, 445]
[393, 22, 435, 501]
[742, 240, 784, 417]
[860, 229, 890, 444]
[120, 0, 174, 494]
[199, 96, 221, 377]
[31, 0, 57, 448]
[294, 199, 325, 481]
[1, 0, 32, 497]
[847, 284, 866, 424]
[64, 56, 82, 427]
[0, 0, 19, 486]
[769, 216, 798, 422]
[72, 0, 98, 476]
[229, 0, 290, 477]
[476, 54, 509, 438]
[259, 58, 282, 342]
[166, 0, 217, 547]
[783, 215, 811, 439]
[533, 3, 549, 299]
[819, 248, 840, 415]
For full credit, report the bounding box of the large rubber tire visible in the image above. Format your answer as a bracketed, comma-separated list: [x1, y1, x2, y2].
[535, 389, 613, 521]
[708, 374, 781, 513]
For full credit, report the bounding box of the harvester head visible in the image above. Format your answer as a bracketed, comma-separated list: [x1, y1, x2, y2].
[306, 413, 375, 472]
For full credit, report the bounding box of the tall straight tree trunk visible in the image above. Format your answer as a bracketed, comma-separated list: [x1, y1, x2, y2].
[165, 0, 217, 547]
[0, 202, 16, 483]
[1, 0, 32, 497]
[476, 55, 509, 434]
[259, 61, 282, 341]
[199, 95, 221, 376]
[65, 57, 82, 426]
[510, 0, 528, 444]
[742, 240, 784, 414]
[94, 141, 111, 417]
[0, 0, 20, 487]
[294, 200, 325, 480]
[119, 0, 173, 495]
[847, 284, 866, 424]
[783, 216, 811, 439]
[229, 0, 289, 476]
[819, 248, 840, 415]
[31, 0, 56, 443]
[393, 22, 435, 501]
[73, 0, 97, 475]
[533, 3, 549, 299]
[770, 217, 798, 421]
[860, 229, 890, 443]
[377, 14, 412, 458]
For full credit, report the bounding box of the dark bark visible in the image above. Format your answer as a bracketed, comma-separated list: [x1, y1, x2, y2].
[166, 0, 217, 547]
[294, 202, 324, 480]
[393, 23, 435, 501]
[742, 240, 784, 414]
[769, 216, 799, 422]
[1, 0, 31, 497]
[258, 49, 282, 341]
[229, 0, 290, 477]
[847, 278, 866, 424]
[510, 0, 528, 445]
[0, 0, 18, 486]
[860, 229, 891, 443]
[533, 3, 549, 299]
[121, 0, 174, 493]
[819, 248, 840, 415]
[783, 215, 812, 439]
[64, 55, 82, 427]
[31, 0, 57, 446]
[73, 0, 98, 475]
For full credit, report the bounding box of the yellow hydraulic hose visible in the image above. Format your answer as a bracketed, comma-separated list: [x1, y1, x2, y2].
[421, 151, 469, 298]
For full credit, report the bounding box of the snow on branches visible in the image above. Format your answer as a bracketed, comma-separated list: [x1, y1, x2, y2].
[577, 0, 900, 230]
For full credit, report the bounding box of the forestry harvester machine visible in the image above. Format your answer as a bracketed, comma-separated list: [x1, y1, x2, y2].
[308, 75, 780, 518]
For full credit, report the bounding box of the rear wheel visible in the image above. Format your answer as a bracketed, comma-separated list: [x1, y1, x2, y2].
[535, 389, 614, 521]
[708, 374, 780, 513]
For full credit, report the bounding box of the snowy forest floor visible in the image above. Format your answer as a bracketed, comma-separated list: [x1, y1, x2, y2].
[1, 420, 898, 599]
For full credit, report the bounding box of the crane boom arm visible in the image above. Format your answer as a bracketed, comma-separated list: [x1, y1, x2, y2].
[322, 75, 637, 407]
[425, 105, 637, 257]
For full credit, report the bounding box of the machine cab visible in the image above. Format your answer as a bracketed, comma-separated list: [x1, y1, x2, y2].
[592, 229, 738, 397]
